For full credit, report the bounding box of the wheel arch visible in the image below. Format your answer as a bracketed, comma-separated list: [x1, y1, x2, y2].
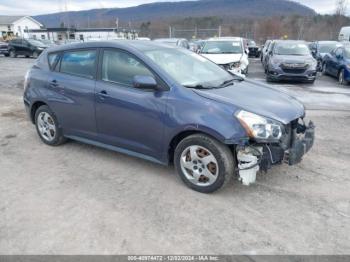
[167, 127, 236, 164]
[30, 101, 47, 124]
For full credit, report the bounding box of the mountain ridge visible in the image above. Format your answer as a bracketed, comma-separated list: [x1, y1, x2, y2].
[34, 0, 316, 28]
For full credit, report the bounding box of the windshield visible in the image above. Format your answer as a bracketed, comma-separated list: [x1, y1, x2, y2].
[144, 48, 233, 88]
[319, 42, 340, 53]
[27, 39, 47, 47]
[201, 41, 243, 54]
[248, 40, 256, 46]
[274, 42, 310, 56]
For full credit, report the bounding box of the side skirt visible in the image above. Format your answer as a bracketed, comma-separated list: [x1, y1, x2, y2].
[65, 135, 167, 166]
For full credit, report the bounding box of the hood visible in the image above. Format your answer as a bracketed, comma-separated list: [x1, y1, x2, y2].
[319, 53, 329, 58]
[193, 80, 305, 124]
[201, 53, 243, 65]
[275, 54, 314, 64]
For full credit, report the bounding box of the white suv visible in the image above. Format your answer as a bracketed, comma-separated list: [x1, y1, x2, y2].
[200, 37, 249, 76]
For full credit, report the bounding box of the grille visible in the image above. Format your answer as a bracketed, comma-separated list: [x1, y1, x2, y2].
[281, 63, 308, 74]
[282, 68, 307, 74]
[0, 44, 7, 49]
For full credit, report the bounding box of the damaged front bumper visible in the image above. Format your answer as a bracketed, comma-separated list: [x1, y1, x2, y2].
[236, 120, 315, 185]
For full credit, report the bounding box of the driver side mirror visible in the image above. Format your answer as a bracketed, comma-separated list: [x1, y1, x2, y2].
[336, 54, 343, 59]
[133, 75, 159, 90]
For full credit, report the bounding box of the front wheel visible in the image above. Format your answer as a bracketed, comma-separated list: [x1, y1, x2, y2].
[321, 63, 327, 75]
[32, 51, 39, 59]
[338, 69, 348, 85]
[9, 50, 17, 58]
[174, 134, 234, 193]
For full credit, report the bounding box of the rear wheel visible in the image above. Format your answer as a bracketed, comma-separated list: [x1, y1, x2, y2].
[35, 105, 66, 146]
[338, 69, 348, 85]
[174, 134, 234, 193]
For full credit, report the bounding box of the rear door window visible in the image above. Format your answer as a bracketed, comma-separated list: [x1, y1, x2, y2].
[60, 50, 97, 79]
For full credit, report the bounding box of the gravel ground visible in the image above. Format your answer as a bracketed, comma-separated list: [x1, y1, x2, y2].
[0, 56, 349, 255]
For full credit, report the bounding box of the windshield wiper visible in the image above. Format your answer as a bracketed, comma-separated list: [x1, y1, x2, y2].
[184, 84, 212, 90]
[219, 77, 243, 88]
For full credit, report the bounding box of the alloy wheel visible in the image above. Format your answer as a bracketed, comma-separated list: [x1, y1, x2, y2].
[339, 70, 345, 85]
[37, 112, 56, 142]
[180, 145, 219, 187]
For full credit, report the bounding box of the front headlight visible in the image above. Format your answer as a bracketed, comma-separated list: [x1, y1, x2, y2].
[236, 110, 284, 141]
[308, 59, 317, 69]
[271, 58, 282, 66]
[228, 61, 241, 70]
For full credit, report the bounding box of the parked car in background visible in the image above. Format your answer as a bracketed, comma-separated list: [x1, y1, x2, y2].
[261, 39, 272, 64]
[264, 40, 317, 83]
[0, 41, 9, 56]
[8, 38, 48, 58]
[188, 40, 206, 53]
[23, 41, 314, 193]
[137, 37, 151, 41]
[247, 39, 261, 58]
[322, 44, 350, 85]
[38, 39, 57, 47]
[200, 37, 249, 76]
[310, 41, 342, 71]
[339, 26, 350, 42]
[153, 38, 190, 49]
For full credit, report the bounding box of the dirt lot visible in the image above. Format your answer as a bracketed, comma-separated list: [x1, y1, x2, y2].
[0, 56, 350, 255]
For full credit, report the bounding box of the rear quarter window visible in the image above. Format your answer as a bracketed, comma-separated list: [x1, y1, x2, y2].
[48, 53, 61, 71]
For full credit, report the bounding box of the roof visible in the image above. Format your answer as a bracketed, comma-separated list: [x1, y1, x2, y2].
[207, 37, 242, 41]
[47, 40, 177, 53]
[0, 16, 24, 25]
[0, 15, 43, 26]
[154, 38, 185, 43]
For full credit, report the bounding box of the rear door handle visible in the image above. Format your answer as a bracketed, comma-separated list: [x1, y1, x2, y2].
[98, 90, 109, 100]
[49, 79, 59, 87]
[49, 80, 64, 94]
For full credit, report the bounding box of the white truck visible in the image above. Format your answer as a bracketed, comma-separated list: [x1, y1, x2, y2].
[339, 26, 350, 42]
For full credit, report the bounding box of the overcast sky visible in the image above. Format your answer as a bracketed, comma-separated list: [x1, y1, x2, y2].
[0, 0, 343, 16]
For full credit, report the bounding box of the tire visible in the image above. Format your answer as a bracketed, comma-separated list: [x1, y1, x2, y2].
[34, 105, 66, 146]
[4, 53, 9, 57]
[338, 69, 348, 85]
[321, 63, 327, 76]
[243, 66, 249, 75]
[9, 50, 17, 58]
[32, 51, 39, 59]
[174, 134, 235, 193]
[266, 73, 273, 82]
